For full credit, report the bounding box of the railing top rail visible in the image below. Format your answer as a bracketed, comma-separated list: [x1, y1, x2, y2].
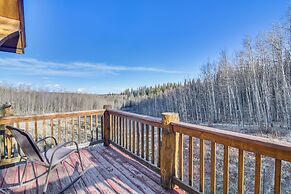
[172, 121, 291, 162]
[108, 109, 162, 128]
[0, 109, 105, 125]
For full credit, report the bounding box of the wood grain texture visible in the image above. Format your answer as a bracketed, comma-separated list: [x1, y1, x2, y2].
[160, 112, 179, 189]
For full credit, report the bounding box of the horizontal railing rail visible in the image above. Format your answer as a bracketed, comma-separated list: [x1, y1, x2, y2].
[0, 109, 105, 167]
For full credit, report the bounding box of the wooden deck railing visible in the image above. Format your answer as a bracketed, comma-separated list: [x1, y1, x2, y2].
[0, 109, 105, 166]
[107, 109, 163, 174]
[1, 106, 291, 193]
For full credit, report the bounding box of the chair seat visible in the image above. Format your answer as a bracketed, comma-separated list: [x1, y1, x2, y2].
[43, 145, 75, 166]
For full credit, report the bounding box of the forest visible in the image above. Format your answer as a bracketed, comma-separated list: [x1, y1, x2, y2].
[124, 22, 291, 129]
[0, 84, 126, 115]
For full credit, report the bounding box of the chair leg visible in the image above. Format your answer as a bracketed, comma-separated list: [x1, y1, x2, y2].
[31, 162, 39, 189]
[43, 165, 53, 194]
[20, 160, 28, 186]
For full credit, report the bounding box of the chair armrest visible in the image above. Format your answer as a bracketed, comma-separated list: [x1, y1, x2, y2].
[36, 136, 58, 146]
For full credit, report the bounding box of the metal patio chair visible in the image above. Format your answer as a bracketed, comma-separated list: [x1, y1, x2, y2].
[1, 125, 89, 194]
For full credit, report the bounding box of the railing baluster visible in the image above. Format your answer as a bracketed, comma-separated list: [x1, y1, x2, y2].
[112, 115, 115, 143]
[90, 115, 93, 141]
[146, 124, 149, 161]
[129, 120, 132, 151]
[200, 139, 205, 193]
[125, 118, 128, 149]
[58, 119, 61, 143]
[189, 136, 193, 186]
[95, 115, 99, 140]
[78, 116, 81, 143]
[137, 122, 140, 156]
[50, 119, 54, 144]
[72, 118, 75, 141]
[211, 142, 216, 194]
[179, 133, 184, 180]
[223, 145, 229, 194]
[151, 126, 155, 164]
[122, 117, 125, 147]
[65, 118, 68, 142]
[238, 149, 244, 194]
[101, 115, 104, 139]
[115, 116, 118, 144]
[119, 117, 122, 145]
[274, 159, 281, 194]
[25, 121, 28, 131]
[42, 120, 46, 139]
[84, 115, 87, 143]
[141, 123, 145, 159]
[255, 154, 262, 194]
[34, 120, 38, 141]
[115, 116, 118, 143]
[158, 127, 161, 167]
[133, 120, 136, 154]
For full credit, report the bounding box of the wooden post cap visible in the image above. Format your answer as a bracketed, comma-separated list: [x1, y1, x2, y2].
[103, 105, 113, 109]
[162, 112, 179, 127]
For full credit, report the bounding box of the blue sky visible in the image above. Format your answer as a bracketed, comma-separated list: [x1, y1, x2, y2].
[0, 0, 289, 94]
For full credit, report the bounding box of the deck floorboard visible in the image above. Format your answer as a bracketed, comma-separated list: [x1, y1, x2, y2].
[0, 144, 184, 194]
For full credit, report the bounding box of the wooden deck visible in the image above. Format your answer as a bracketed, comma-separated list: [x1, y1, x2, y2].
[0, 144, 184, 194]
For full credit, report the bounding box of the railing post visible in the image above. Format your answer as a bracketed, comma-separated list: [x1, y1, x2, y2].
[160, 112, 179, 189]
[0, 103, 13, 161]
[103, 105, 112, 146]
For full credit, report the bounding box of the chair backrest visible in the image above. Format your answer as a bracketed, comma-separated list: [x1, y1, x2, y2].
[6, 125, 45, 163]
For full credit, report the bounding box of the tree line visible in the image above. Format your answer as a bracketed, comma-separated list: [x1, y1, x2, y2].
[124, 20, 291, 129]
[0, 85, 127, 115]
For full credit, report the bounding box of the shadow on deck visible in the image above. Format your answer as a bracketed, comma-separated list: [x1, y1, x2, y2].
[0, 144, 184, 194]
